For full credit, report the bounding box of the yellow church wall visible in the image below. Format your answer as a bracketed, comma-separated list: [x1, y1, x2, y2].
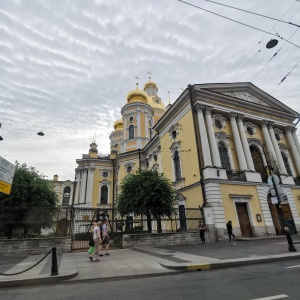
[291, 188, 300, 217]
[220, 184, 263, 228]
[180, 185, 203, 208]
[159, 109, 200, 199]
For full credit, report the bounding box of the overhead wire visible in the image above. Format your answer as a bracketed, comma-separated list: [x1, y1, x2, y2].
[0, 95, 43, 132]
[178, 0, 300, 49]
[200, 0, 300, 28]
[232, 1, 299, 77]
[271, 57, 300, 93]
[252, 27, 300, 81]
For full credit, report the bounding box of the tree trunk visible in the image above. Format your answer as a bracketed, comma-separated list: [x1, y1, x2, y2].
[157, 215, 162, 233]
[146, 210, 152, 233]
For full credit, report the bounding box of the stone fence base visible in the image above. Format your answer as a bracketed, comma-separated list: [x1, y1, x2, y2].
[0, 237, 71, 256]
[122, 230, 216, 248]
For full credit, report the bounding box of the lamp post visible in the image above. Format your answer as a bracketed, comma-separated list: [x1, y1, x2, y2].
[266, 166, 297, 252]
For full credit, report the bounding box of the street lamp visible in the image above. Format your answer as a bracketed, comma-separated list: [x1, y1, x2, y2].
[266, 39, 278, 49]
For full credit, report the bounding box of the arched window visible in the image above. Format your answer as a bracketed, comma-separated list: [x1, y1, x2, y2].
[281, 152, 293, 176]
[218, 142, 231, 171]
[100, 185, 108, 204]
[174, 150, 181, 181]
[62, 186, 71, 206]
[129, 125, 134, 139]
[250, 145, 268, 182]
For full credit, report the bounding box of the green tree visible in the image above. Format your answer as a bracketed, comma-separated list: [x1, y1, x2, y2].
[116, 170, 177, 233]
[0, 162, 58, 237]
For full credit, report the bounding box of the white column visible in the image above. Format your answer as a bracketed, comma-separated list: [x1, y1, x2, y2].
[229, 112, 247, 170]
[237, 115, 255, 171]
[292, 127, 300, 155]
[286, 126, 300, 175]
[145, 112, 149, 139]
[261, 120, 277, 165]
[74, 169, 81, 204]
[268, 122, 287, 174]
[79, 169, 87, 203]
[204, 107, 221, 167]
[194, 104, 212, 167]
[85, 166, 95, 207]
[137, 110, 141, 136]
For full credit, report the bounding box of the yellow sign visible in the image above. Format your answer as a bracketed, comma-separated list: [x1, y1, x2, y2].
[0, 180, 11, 195]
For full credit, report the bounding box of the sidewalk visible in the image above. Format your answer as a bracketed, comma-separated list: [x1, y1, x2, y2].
[1, 236, 300, 288]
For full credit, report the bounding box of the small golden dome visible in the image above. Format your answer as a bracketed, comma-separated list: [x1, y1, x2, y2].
[113, 119, 123, 131]
[143, 80, 157, 90]
[127, 87, 148, 104]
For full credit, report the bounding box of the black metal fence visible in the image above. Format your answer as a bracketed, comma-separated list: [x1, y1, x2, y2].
[0, 207, 72, 239]
[0, 206, 203, 251]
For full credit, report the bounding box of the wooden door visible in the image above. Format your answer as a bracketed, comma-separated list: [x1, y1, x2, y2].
[267, 194, 284, 235]
[236, 203, 253, 237]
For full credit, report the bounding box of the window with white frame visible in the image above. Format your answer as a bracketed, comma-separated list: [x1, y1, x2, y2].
[129, 125, 134, 139]
[100, 185, 108, 204]
[62, 186, 71, 206]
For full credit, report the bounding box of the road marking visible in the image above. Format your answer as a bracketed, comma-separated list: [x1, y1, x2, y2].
[250, 295, 288, 300]
[286, 264, 300, 269]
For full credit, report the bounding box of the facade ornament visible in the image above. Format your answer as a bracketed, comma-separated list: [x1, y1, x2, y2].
[229, 112, 237, 120]
[261, 120, 268, 127]
[193, 103, 206, 113]
[168, 123, 180, 141]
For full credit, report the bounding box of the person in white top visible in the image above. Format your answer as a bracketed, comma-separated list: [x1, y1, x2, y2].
[99, 219, 110, 256]
[89, 221, 101, 262]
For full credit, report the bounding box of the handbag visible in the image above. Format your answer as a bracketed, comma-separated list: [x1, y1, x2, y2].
[89, 235, 95, 247]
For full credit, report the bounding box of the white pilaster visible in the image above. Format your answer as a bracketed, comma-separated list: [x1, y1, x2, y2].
[237, 115, 255, 171]
[79, 169, 87, 203]
[205, 107, 221, 167]
[194, 104, 212, 167]
[268, 122, 287, 174]
[292, 127, 300, 155]
[85, 165, 95, 207]
[74, 169, 81, 204]
[286, 126, 300, 175]
[137, 110, 141, 137]
[145, 112, 149, 139]
[229, 112, 247, 171]
[261, 120, 277, 165]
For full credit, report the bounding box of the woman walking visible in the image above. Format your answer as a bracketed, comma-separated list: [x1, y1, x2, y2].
[226, 220, 236, 246]
[199, 221, 206, 243]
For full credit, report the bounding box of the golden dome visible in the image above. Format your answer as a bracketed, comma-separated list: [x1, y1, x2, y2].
[127, 87, 148, 104]
[144, 80, 157, 90]
[113, 119, 123, 131]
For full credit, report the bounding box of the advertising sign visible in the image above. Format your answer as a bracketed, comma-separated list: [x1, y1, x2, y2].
[0, 157, 16, 195]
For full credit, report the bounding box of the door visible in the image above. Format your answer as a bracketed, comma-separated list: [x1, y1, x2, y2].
[267, 194, 284, 235]
[236, 203, 253, 237]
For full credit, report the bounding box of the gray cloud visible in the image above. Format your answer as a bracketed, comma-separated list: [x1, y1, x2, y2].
[1, 0, 300, 180]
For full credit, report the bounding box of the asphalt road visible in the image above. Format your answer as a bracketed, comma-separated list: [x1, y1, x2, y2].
[2, 259, 300, 300]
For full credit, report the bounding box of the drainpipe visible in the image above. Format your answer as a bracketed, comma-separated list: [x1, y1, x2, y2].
[188, 84, 207, 212]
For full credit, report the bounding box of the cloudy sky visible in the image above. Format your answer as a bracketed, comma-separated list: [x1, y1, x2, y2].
[1, 0, 300, 181]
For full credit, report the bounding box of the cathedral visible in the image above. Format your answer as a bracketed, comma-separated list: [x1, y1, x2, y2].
[53, 79, 300, 240]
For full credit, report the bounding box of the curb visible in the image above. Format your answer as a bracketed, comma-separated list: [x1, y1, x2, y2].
[160, 253, 300, 272]
[0, 269, 78, 288]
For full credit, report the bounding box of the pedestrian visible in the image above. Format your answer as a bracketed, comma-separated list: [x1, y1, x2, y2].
[286, 217, 294, 235]
[199, 221, 206, 243]
[99, 218, 110, 256]
[226, 220, 236, 246]
[89, 221, 101, 262]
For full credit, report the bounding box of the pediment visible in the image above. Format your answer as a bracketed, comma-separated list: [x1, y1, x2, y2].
[197, 82, 298, 118]
[221, 90, 270, 107]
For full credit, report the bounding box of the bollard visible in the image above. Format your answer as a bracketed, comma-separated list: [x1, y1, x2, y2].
[51, 247, 59, 276]
[284, 227, 297, 252]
